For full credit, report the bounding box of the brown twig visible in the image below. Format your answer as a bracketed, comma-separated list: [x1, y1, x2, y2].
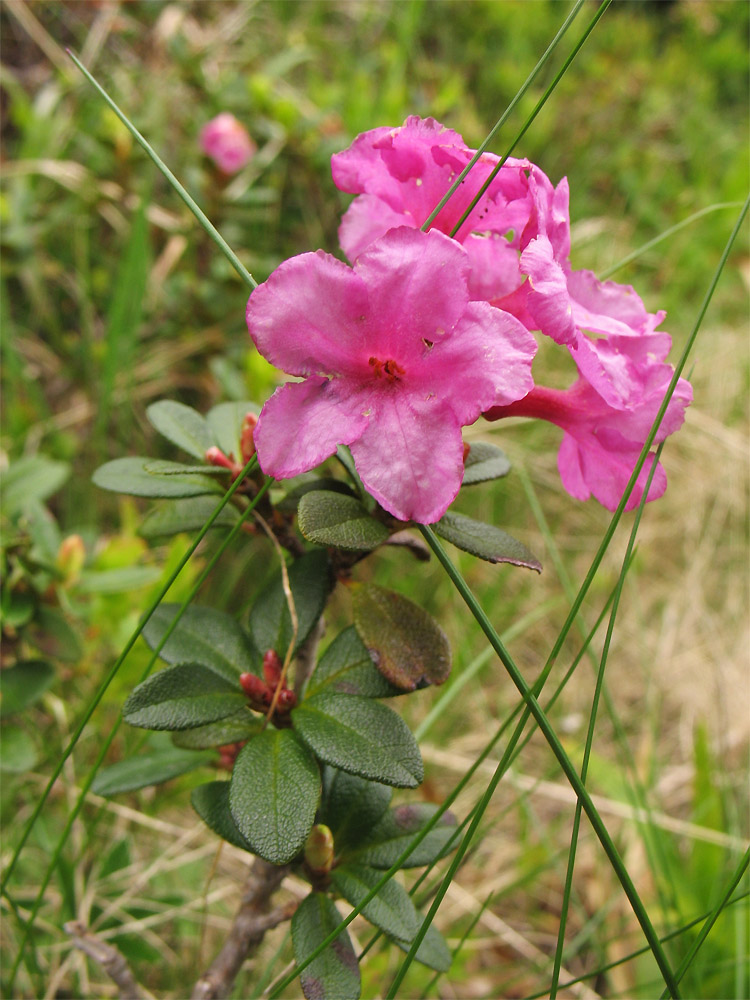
[64, 921, 151, 1000]
[191, 858, 293, 1000]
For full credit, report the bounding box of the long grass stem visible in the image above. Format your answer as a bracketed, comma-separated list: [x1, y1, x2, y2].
[420, 0, 587, 234]
[66, 50, 257, 291]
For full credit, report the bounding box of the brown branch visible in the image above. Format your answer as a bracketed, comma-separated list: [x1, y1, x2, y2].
[191, 858, 293, 1000]
[64, 921, 150, 1000]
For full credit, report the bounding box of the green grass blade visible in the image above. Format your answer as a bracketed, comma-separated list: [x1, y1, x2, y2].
[448, 0, 613, 239]
[418, 523, 681, 998]
[600, 202, 744, 280]
[550, 442, 665, 997]
[521, 891, 750, 1000]
[420, 0, 587, 234]
[659, 848, 750, 999]
[66, 50, 256, 291]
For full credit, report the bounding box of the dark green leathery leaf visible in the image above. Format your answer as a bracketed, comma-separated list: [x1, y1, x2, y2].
[305, 627, 402, 699]
[146, 400, 215, 459]
[191, 781, 254, 852]
[229, 728, 320, 864]
[351, 583, 451, 691]
[122, 664, 246, 731]
[330, 863, 418, 942]
[142, 604, 261, 682]
[435, 510, 542, 571]
[351, 803, 458, 868]
[92, 746, 213, 796]
[321, 768, 392, 850]
[462, 441, 511, 485]
[292, 893, 360, 1000]
[298, 490, 390, 551]
[93, 457, 222, 498]
[292, 693, 422, 788]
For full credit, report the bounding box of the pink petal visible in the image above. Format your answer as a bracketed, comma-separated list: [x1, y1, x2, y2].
[349, 394, 465, 523]
[338, 194, 408, 263]
[520, 236, 577, 345]
[568, 269, 666, 338]
[246, 251, 370, 378]
[353, 228, 470, 354]
[463, 233, 525, 301]
[422, 301, 537, 425]
[254, 377, 370, 479]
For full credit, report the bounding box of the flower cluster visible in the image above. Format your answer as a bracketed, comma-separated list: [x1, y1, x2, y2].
[246, 116, 691, 521]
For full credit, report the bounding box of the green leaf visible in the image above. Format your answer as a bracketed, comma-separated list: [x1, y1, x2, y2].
[393, 919, 452, 972]
[0, 660, 55, 717]
[191, 781, 254, 852]
[321, 768, 392, 851]
[206, 401, 259, 459]
[93, 457, 222, 498]
[122, 664, 246, 731]
[330, 863, 417, 942]
[230, 728, 320, 864]
[298, 491, 390, 552]
[171, 712, 262, 749]
[249, 550, 332, 658]
[435, 511, 542, 571]
[142, 604, 261, 682]
[143, 461, 227, 476]
[146, 400, 215, 460]
[352, 584, 451, 691]
[76, 566, 163, 594]
[1, 455, 70, 518]
[353, 804, 458, 869]
[1, 592, 35, 630]
[0, 726, 37, 772]
[292, 893, 361, 1000]
[276, 478, 355, 514]
[462, 442, 511, 485]
[92, 746, 213, 796]
[292, 694, 423, 789]
[306, 627, 401, 699]
[139, 496, 241, 540]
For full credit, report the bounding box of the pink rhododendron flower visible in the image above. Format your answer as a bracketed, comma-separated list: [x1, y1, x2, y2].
[331, 116, 533, 301]
[485, 374, 692, 511]
[200, 113, 256, 174]
[246, 227, 537, 523]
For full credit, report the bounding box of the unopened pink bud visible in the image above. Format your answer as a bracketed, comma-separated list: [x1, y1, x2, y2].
[240, 672, 269, 703]
[200, 113, 256, 175]
[262, 649, 282, 688]
[240, 413, 258, 464]
[277, 689, 296, 712]
[205, 446, 231, 469]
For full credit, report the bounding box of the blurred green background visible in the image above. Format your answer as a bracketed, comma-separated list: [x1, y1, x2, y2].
[1, 2, 748, 998]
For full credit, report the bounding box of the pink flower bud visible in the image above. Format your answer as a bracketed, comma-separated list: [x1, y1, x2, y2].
[200, 113, 256, 175]
[262, 649, 282, 688]
[240, 672, 270, 704]
[276, 688, 297, 712]
[240, 413, 259, 464]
